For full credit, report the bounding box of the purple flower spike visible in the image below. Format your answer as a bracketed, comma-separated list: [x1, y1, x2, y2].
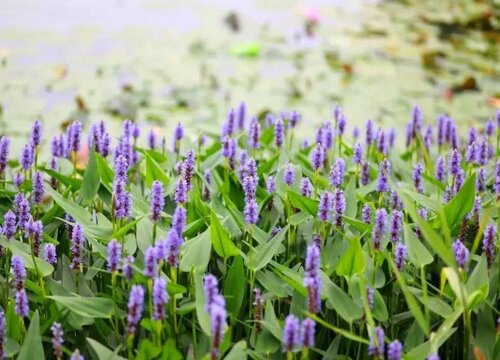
[203, 274, 220, 311]
[413, 163, 423, 193]
[353, 126, 360, 139]
[310, 143, 324, 171]
[0, 136, 10, 174]
[150, 180, 164, 223]
[126, 285, 145, 336]
[301, 177, 313, 198]
[437, 115, 446, 147]
[11, 255, 26, 290]
[453, 169, 464, 195]
[353, 143, 363, 164]
[183, 150, 196, 190]
[453, 240, 469, 269]
[16, 194, 31, 230]
[274, 118, 285, 149]
[304, 244, 321, 313]
[361, 161, 370, 185]
[210, 300, 227, 360]
[114, 155, 128, 182]
[482, 224, 496, 268]
[237, 102, 246, 130]
[366, 287, 374, 309]
[173, 123, 184, 154]
[26, 218, 43, 256]
[424, 125, 432, 150]
[323, 122, 335, 150]
[20, 143, 34, 170]
[485, 120, 494, 136]
[267, 176, 276, 194]
[253, 288, 263, 332]
[387, 340, 403, 360]
[172, 206, 187, 236]
[51, 322, 64, 358]
[166, 229, 184, 267]
[244, 198, 259, 225]
[289, 110, 300, 129]
[449, 149, 461, 176]
[148, 130, 157, 150]
[435, 156, 446, 182]
[15, 288, 29, 318]
[30, 120, 43, 147]
[365, 119, 374, 146]
[394, 242, 407, 271]
[389, 210, 403, 243]
[301, 318, 315, 348]
[153, 277, 169, 320]
[107, 239, 121, 272]
[329, 158, 345, 187]
[372, 208, 387, 250]
[67, 121, 82, 153]
[428, 354, 440, 360]
[43, 243, 57, 264]
[2, 210, 17, 239]
[283, 315, 300, 353]
[143, 246, 158, 278]
[248, 117, 261, 149]
[376, 159, 391, 193]
[32, 171, 44, 204]
[123, 255, 135, 281]
[283, 163, 295, 187]
[390, 190, 403, 210]
[368, 326, 385, 357]
[337, 114, 346, 136]
[476, 168, 487, 192]
[477, 137, 488, 166]
[70, 224, 84, 271]
[333, 188, 345, 227]
[174, 177, 188, 204]
[494, 161, 500, 196]
[113, 179, 131, 219]
[14, 172, 24, 188]
[318, 192, 332, 222]
[465, 142, 477, 163]
[362, 204, 372, 224]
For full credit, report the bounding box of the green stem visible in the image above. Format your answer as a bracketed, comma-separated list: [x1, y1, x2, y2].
[170, 267, 179, 345]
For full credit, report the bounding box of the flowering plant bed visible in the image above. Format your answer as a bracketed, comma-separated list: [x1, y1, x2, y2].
[0, 106, 498, 359]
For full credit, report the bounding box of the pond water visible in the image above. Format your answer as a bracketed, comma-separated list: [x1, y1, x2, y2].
[0, 0, 498, 154]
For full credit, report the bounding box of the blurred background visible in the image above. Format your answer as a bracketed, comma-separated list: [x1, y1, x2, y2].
[0, 0, 498, 154]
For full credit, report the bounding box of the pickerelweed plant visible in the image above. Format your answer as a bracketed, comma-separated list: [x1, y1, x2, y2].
[0, 107, 498, 360]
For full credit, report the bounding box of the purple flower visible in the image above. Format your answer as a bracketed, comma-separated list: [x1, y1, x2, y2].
[114, 154, 129, 182]
[13, 172, 24, 188]
[310, 143, 324, 171]
[376, 159, 391, 193]
[394, 242, 407, 271]
[467, 128, 477, 145]
[337, 114, 346, 136]
[210, 301, 227, 359]
[365, 119, 374, 146]
[51, 322, 64, 358]
[20, 143, 34, 170]
[424, 125, 432, 150]
[453, 169, 465, 195]
[70, 349, 84, 360]
[173, 123, 184, 154]
[413, 163, 423, 193]
[221, 136, 237, 168]
[132, 123, 140, 139]
[0, 136, 10, 174]
[67, 121, 82, 153]
[30, 120, 43, 147]
[11, 255, 26, 290]
[368, 326, 385, 356]
[494, 161, 500, 196]
[122, 120, 133, 138]
[289, 110, 300, 129]
[15, 288, 29, 318]
[166, 229, 184, 267]
[435, 156, 446, 182]
[318, 192, 332, 222]
[70, 224, 84, 271]
[123, 255, 135, 281]
[283, 315, 300, 352]
[465, 142, 477, 163]
[203, 274, 220, 311]
[387, 340, 403, 360]
[353, 143, 363, 164]
[437, 115, 446, 147]
[254, 288, 263, 332]
[389, 210, 403, 243]
[248, 117, 261, 149]
[174, 177, 188, 204]
[15, 193, 31, 230]
[113, 179, 131, 219]
[244, 198, 259, 225]
[107, 239, 121, 272]
[155, 238, 168, 261]
[2, 210, 16, 239]
[304, 245, 321, 313]
[323, 122, 334, 149]
[32, 171, 44, 204]
[476, 168, 487, 192]
[443, 186, 451, 203]
[183, 150, 196, 190]
[361, 161, 370, 185]
[362, 204, 372, 224]
[301, 318, 315, 348]
[267, 176, 276, 194]
[300, 177, 313, 198]
[329, 158, 345, 187]
[412, 105, 422, 135]
[333, 188, 345, 227]
[148, 130, 157, 150]
[366, 287, 374, 309]
[26, 218, 43, 256]
[237, 102, 246, 130]
[449, 149, 461, 176]
[428, 354, 440, 360]
[264, 113, 274, 128]
[283, 163, 295, 187]
[372, 208, 387, 250]
[376, 129, 388, 155]
[485, 120, 494, 136]
[274, 118, 285, 149]
[51, 135, 65, 158]
[390, 190, 403, 210]
[126, 285, 145, 335]
[150, 181, 164, 223]
[143, 246, 158, 278]
[43, 243, 57, 264]
[453, 240, 469, 269]
[477, 137, 488, 166]
[153, 277, 169, 320]
[482, 224, 496, 267]
[353, 126, 360, 139]
[243, 175, 257, 201]
[172, 206, 187, 236]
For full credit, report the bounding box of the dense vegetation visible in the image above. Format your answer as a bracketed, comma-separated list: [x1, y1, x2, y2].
[0, 106, 498, 359]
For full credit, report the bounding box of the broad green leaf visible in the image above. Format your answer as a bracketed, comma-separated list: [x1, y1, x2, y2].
[87, 338, 126, 360]
[248, 226, 288, 271]
[195, 273, 211, 335]
[145, 152, 170, 188]
[287, 191, 318, 216]
[210, 211, 239, 259]
[344, 176, 357, 218]
[443, 174, 475, 232]
[336, 237, 365, 278]
[322, 273, 363, 323]
[224, 256, 246, 317]
[179, 229, 211, 272]
[95, 153, 115, 190]
[465, 255, 489, 301]
[310, 314, 369, 345]
[78, 148, 100, 206]
[404, 224, 433, 267]
[160, 339, 183, 360]
[441, 267, 466, 306]
[224, 341, 247, 360]
[17, 311, 44, 360]
[48, 296, 115, 318]
[0, 238, 53, 277]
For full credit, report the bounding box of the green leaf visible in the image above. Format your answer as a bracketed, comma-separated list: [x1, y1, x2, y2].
[0, 238, 53, 276]
[195, 273, 211, 335]
[224, 256, 246, 317]
[87, 338, 126, 360]
[160, 339, 183, 360]
[465, 255, 489, 302]
[224, 341, 247, 360]
[248, 226, 288, 271]
[78, 148, 100, 206]
[95, 153, 115, 190]
[336, 237, 365, 278]
[344, 176, 357, 218]
[404, 224, 433, 267]
[145, 152, 170, 188]
[287, 191, 318, 216]
[322, 273, 363, 323]
[210, 211, 239, 259]
[443, 173, 475, 232]
[179, 229, 211, 272]
[17, 311, 44, 360]
[48, 296, 115, 318]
